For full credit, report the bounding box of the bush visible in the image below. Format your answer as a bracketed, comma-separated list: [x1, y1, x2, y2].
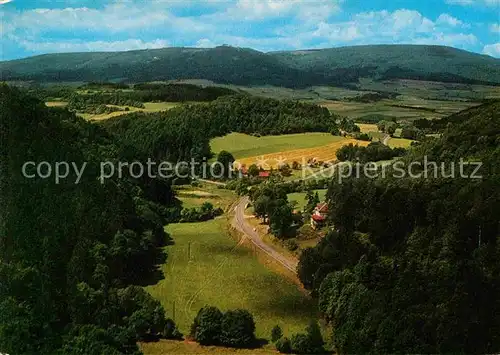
[284, 239, 299, 252]
[289, 321, 325, 354]
[275, 337, 292, 353]
[271, 325, 283, 342]
[220, 309, 256, 348]
[190, 306, 223, 345]
[305, 321, 324, 352]
[290, 333, 315, 354]
[163, 318, 183, 340]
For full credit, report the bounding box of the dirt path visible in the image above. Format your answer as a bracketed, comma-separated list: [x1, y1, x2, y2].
[382, 134, 390, 146]
[231, 196, 298, 274]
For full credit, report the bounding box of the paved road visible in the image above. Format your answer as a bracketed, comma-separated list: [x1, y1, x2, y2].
[231, 196, 298, 274]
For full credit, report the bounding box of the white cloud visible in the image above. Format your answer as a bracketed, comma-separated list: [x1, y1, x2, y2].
[195, 38, 217, 48]
[437, 13, 464, 27]
[483, 43, 500, 57]
[9, 4, 211, 34]
[490, 23, 500, 33]
[278, 9, 479, 50]
[413, 32, 478, 46]
[221, 0, 341, 21]
[18, 39, 170, 53]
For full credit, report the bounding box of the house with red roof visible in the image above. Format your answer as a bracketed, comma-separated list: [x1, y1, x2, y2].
[311, 202, 328, 229]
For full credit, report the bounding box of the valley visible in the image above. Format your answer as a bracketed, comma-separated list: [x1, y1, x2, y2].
[2, 42, 500, 355]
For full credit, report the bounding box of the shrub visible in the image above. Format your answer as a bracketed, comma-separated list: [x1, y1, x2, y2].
[271, 325, 283, 342]
[290, 333, 314, 354]
[163, 318, 183, 340]
[220, 309, 256, 348]
[275, 337, 292, 354]
[190, 306, 223, 345]
[284, 239, 299, 252]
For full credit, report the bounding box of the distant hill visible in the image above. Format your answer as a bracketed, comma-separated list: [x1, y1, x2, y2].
[1, 45, 499, 87]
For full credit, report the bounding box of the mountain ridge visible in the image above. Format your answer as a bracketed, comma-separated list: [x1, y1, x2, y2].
[1, 44, 499, 87]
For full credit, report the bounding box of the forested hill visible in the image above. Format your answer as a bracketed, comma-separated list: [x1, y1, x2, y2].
[298, 100, 500, 353]
[1, 44, 500, 86]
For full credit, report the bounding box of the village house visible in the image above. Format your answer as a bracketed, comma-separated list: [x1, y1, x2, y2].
[310, 202, 328, 230]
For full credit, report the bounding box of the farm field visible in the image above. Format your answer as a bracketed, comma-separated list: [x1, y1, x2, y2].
[145, 219, 317, 346]
[211, 132, 346, 160]
[320, 99, 445, 120]
[236, 138, 370, 169]
[356, 78, 500, 102]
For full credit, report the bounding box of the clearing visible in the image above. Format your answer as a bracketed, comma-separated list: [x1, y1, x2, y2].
[78, 102, 181, 120]
[287, 189, 328, 211]
[211, 132, 346, 160]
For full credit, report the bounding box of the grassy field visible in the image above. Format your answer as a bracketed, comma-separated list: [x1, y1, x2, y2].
[145, 219, 317, 344]
[77, 102, 181, 120]
[141, 340, 278, 354]
[45, 101, 68, 107]
[175, 183, 235, 210]
[236, 138, 370, 169]
[287, 189, 327, 211]
[386, 137, 414, 148]
[211, 132, 347, 160]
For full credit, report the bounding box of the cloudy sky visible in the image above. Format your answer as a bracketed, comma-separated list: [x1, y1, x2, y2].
[1, 0, 499, 60]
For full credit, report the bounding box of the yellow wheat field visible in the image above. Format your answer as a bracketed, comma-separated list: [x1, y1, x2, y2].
[235, 138, 370, 169]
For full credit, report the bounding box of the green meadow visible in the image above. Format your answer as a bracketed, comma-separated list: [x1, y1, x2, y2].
[145, 219, 317, 342]
[210, 132, 346, 159]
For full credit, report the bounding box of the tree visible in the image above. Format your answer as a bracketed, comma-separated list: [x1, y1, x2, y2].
[269, 201, 295, 239]
[279, 163, 292, 177]
[190, 306, 223, 345]
[220, 309, 256, 348]
[253, 195, 273, 223]
[305, 189, 319, 214]
[248, 164, 260, 177]
[216, 150, 235, 178]
[271, 325, 283, 342]
[305, 321, 324, 353]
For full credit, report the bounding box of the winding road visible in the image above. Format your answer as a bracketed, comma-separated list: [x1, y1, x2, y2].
[231, 196, 298, 274]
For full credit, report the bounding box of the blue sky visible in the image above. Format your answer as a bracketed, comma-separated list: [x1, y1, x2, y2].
[1, 0, 499, 60]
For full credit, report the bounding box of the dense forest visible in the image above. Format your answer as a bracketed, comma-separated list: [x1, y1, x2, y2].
[0, 85, 186, 354]
[2, 45, 499, 86]
[297, 101, 500, 353]
[100, 95, 342, 163]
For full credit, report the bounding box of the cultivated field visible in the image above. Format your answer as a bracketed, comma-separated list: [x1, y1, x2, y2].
[211, 132, 347, 160]
[146, 219, 317, 344]
[235, 138, 370, 169]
